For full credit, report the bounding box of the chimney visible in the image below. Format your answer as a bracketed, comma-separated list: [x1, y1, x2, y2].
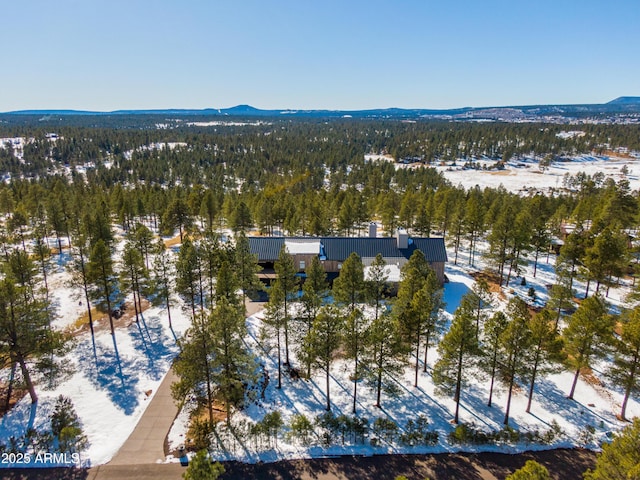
[396, 228, 408, 249]
[368, 222, 377, 238]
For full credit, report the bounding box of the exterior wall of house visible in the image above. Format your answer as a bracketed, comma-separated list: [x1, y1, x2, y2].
[291, 253, 318, 272]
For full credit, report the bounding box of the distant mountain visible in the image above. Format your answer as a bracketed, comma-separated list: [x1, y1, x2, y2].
[607, 96, 640, 105]
[3, 97, 640, 121]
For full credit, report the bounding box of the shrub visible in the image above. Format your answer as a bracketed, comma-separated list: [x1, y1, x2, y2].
[288, 414, 314, 446]
[50, 395, 87, 453]
[399, 415, 439, 446]
[372, 417, 399, 443]
[189, 418, 214, 451]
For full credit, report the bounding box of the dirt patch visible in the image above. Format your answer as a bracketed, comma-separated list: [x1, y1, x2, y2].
[470, 271, 505, 298]
[486, 169, 513, 176]
[164, 235, 182, 248]
[0, 384, 27, 419]
[67, 298, 154, 336]
[183, 401, 228, 452]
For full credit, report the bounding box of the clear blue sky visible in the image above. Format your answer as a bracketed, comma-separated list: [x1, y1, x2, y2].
[2, 0, 638, 111]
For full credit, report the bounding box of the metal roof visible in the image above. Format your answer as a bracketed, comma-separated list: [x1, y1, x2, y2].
[406, 238, 448, 263]
[320, 237, 403, 261]
[249, 236, 447, 264]
[248, 237, 285, 261]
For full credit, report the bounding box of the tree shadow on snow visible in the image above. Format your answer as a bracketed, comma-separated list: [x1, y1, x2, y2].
[75, 335, 140, 415]
[529, 378, 617, 432]
[128, 313, 177, 381]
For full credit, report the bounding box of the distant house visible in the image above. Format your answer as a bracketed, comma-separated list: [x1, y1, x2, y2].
[248, 227, 447, 285]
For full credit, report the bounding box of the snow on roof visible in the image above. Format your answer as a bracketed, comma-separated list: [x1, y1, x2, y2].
[364, 264, 401, 283]
[284, 239, 321, 255]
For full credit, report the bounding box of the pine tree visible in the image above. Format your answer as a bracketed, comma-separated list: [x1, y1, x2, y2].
[172, 311, 215, 424]
[0, 273, 68, 404]
[583, 227, 628, 297]
[562, 294, 614, 400]
[547, 277, 574, 331]
[584, 418, 640, 480]
[130, 222, 151, 265]
[464, 187, 485, 266]
[608, 305, 640, 420]
[120, 236, 148, 323]
[263, 299, 286, 389]
[214, 260, 239, 305]
[199, 229, 225, 307]
[366, 254, 389, 323]
[333, 252, 366, 413]
[433, 299, 480, 423]
[235, 231, 262, 313]
[365, 310, 408, 408]
[87, 239, 119, 335]
[499, 297, 533, 426]
[273, 245, 297, 366]
[163, 195, 191, 241]
[557, 229, 587, 293]
[486, 201, 517, 286]
[506, 460, 550, 480]
[482, 310, 508, 407]
[308, 305, 344, 411]
[525, 308, 564, 413]
[152, 238, 175, 329]
[396, 250, 436, 387]
[175, 237, 201, 321]
[209, 297, 255, 425]
[230, 200, 253, 233]
[182, 449, 224, 480]
[416, 275, 445, 372]
[298, 256, 328, 378]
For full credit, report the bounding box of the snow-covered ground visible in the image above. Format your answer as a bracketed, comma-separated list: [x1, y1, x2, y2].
[0, 250, 191, 468]
[164, 244, 639, 464]
[433, 155, 639, 193]
[1, 153, 639, 468]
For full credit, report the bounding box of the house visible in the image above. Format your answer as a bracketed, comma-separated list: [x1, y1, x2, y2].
[248, 227, 447, 285]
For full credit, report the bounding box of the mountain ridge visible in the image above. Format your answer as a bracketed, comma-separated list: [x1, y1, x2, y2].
[3, 97, 639, 119]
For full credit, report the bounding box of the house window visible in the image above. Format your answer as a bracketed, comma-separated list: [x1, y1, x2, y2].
[299, 260, 306, 270]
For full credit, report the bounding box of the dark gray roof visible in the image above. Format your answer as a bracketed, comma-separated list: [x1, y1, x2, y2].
[321, 237, 403, 261]
[249, 236, 448, 264]
[248, 237, 285, 262]
[406, 238, 448, 263]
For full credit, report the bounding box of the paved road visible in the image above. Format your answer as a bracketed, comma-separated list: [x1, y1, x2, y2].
[106, 368, 178, 465]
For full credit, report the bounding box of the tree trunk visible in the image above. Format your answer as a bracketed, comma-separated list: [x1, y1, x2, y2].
[454, 340, 464, 424]
[620, 351, 638, 421]
[165, 290, 172, 329]
[504, 374, 514, 426]
[352, 352, 358, 414]
[423, 329, 431, 372]
[17, 354, 37, 404]
[325, 358, 331, 411]
[414, 332, 421, 388]
[283, 294, 290, 366]
[487, 351, 497, 407]
[376, 342, 383, 408]
[526, 347, 542, 413]
[569, 366, 581, 400]
[5, 361, 15, 410]
[276, 327, 282, 389]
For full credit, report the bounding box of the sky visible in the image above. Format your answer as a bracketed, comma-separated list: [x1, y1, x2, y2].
[1, 0, 638, 111]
